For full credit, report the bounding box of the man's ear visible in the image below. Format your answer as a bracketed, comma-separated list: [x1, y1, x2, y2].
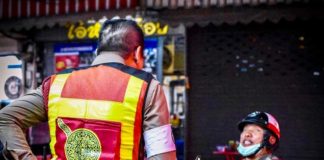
[134, 46, 144, 69]
[268, 135, 276, 145]
[134, 46, 143, 60]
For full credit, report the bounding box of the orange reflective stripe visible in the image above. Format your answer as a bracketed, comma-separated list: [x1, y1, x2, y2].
[61, 66, 130, 102]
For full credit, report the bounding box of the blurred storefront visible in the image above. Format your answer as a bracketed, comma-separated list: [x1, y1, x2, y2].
[2, 0, 324, 160]
[0, 0, 187, 83]
[0, 0, 187, 158]
[0, 34, 21, 107]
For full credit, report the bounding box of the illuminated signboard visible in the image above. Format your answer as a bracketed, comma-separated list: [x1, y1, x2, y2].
[67, 17, 169, 40]
[67, 21, 101, 40]
[136, 17, 169, 36]
[143, 37, 158, 74]
[54, 43, 97, 72]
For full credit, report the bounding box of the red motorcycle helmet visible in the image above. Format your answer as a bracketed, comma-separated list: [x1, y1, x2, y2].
[238, 111, 280, 150]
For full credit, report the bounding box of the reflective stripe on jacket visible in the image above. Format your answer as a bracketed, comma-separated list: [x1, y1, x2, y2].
[44, 63, 153, 160]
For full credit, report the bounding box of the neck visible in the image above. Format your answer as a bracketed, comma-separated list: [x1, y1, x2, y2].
[92, 52, 125, 65]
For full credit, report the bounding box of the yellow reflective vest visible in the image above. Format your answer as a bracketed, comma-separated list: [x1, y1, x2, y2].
[43, 63, 153, 160]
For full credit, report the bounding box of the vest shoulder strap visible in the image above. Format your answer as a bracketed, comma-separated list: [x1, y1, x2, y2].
[56, 62, 154, 83]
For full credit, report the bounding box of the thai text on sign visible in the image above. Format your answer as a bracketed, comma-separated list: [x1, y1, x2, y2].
[67, 18, 169, 40]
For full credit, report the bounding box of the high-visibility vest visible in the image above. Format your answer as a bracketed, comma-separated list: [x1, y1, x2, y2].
[44, 63, 153, 160]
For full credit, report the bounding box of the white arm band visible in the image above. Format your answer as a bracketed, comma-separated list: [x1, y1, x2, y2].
[144, 124, 176, 158]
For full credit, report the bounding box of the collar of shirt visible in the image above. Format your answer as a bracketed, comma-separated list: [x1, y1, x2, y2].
[91, 52, 125, 66]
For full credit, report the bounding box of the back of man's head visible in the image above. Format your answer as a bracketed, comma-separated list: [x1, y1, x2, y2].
[97, 19, 144, 57]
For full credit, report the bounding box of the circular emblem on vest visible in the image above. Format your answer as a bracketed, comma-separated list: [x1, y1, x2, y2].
[58, 118, 102, 160]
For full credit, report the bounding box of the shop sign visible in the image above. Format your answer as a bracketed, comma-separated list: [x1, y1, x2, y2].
[67, 18, 169, 40]
[143, 37, 159, 74]
[67, 21, 101, 40]
[54, 43, 97, 72]
[135, 17, 169, 36]
[0, 54, 23, 106]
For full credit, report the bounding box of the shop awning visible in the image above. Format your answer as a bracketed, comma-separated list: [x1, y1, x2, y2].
[146, 0, 324, 27]
[0, 0, 137, 19]
[0, 0, 138, 32]
[156, 6, 324, 27]
[146, 0, 310, 9]
[0, 0, 323, 32]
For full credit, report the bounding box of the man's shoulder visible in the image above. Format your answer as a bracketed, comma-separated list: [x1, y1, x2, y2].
[99, 63, 155, 83]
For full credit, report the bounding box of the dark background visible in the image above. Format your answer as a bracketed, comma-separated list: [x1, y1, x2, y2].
[186, 19, 324, 160]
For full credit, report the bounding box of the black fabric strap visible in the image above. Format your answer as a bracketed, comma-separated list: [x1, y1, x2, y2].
[57, 62, 154, 83]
